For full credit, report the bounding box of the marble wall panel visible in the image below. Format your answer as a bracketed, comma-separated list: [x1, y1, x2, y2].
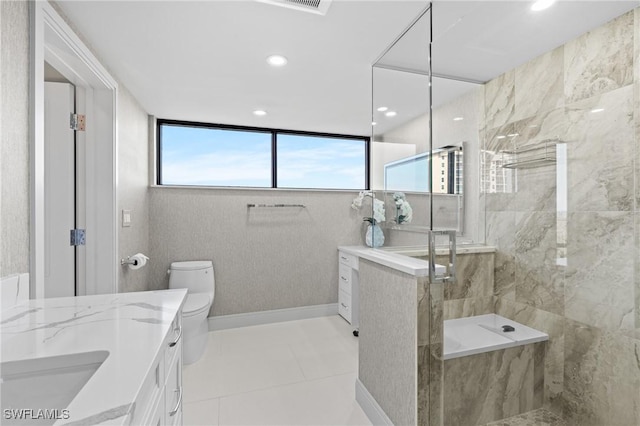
[563, 318, 640, 426]
[565, 85, 635, 212]
[443, 344, 542, 426]
[427, 346, 443, 426]
[635, 212, 640, 332]
[486, 211, 516, 300]
[443, 296, 495, 321]
[634, 9, 640, 332]
[564, 11, 634, 104]
[418, 277, 429, 347]
[485, 70, 516, 129]
[515, 211, 564, 316]
[496, 298, 565, 414]
[636, 9, 640, 212]
[435, 253, 494, 301]
[514, 47, 564, 122]
[428, 282, 444, 426]
[565, 212, 635, 332]
[417, 345, 430, 426]
[511, 108, 567, 213]
[483, 124, 519, 212]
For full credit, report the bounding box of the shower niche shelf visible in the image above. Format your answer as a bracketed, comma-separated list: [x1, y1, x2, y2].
[500, 138, 561, 169]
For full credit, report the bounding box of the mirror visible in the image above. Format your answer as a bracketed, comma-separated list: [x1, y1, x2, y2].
[369, 6, 481, 240]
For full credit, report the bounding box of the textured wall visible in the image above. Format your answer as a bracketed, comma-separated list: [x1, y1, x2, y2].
[0, 1, 30, 277]
[484, 8, 640, 422]
[116, 87, 150, 292]
[358, 259, 417, 426]
[149, 188, 364, 314]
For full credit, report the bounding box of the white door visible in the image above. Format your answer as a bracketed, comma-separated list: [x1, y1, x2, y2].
[44, 82, 76, 297]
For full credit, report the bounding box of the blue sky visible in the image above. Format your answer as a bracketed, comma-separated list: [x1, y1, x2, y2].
[161, 125, 366, 189]
[385, 156, 430, 192]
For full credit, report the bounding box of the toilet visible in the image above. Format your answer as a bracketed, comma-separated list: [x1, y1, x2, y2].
[168, 260, 215, 365]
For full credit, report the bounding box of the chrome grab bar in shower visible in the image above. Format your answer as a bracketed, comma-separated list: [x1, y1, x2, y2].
[428, 230, 456, 283]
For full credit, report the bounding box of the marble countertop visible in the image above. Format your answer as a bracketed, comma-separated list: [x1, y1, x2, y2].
[1, 289, 187, 425]
[381, 244, 496, 257]
[338, 245, 446, 277]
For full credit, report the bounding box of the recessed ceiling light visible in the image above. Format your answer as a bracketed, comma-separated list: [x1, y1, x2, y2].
[385, 111, 397, 117]
[590, 108, 605, 113]
[453, 117, 464, 121]
[372, 121, 377, 126]
[531, 0, 556, 11]
[253, 110, 267, 116]
[266, 55, 288, 67]
[377, 107, 388, 112]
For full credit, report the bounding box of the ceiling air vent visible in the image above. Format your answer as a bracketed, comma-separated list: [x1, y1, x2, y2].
[255, 0, 333, 16]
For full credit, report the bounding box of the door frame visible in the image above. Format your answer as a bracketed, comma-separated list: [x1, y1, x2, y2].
[30, 1, 118, 297]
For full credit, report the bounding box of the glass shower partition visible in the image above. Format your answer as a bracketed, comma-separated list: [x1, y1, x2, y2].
[370, 3, 459, 425]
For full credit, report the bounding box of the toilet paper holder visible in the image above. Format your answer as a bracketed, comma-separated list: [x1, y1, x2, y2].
[121, 257, 140, 266]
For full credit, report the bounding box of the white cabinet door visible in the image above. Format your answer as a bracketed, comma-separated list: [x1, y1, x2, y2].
[165, 348, 183, 425]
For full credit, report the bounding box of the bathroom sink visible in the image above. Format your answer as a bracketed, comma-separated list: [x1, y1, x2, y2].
[1, 350, 109, 425]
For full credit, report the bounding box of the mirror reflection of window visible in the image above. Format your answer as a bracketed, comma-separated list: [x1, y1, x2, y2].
[383, 146, 463, 195]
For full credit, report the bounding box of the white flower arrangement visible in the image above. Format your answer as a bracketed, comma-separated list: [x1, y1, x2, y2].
[393, 192, 413, 224]
[351, 191, 385, 225]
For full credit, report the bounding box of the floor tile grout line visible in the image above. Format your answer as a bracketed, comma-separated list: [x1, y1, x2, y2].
[215, 371, 361, 405]
[216, 396, 221, 426]
[288, 342, 310, 381]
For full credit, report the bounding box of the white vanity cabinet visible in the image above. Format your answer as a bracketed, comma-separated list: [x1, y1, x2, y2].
[134, 310, 184, 426]
[338, 250, 359, 327]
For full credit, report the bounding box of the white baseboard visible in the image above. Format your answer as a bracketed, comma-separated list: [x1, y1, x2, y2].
[355, 378, 394, 426]
[208, 303, 338, 331]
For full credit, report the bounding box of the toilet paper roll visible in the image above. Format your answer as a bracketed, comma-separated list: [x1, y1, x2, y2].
[129, 253, 149, 270]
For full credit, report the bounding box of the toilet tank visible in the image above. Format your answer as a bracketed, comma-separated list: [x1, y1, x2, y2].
[169, 261, 214, 295]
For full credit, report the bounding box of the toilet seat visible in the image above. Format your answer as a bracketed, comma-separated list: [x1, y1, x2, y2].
[183, 293, 211, 317]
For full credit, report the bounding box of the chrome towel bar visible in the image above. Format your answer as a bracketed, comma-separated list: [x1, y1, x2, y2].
[247, 204, 306, 208]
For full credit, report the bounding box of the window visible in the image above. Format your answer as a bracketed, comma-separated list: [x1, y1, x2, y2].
[159, 123, 272, 187]
[157, 120, 369, 190]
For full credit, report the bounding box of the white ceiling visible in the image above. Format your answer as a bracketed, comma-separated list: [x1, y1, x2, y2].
[56, 0, 639, 136]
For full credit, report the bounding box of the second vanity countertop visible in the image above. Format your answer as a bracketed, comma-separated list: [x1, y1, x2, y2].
[338, 245, 446, 277]
[0, 289, 187, 425]
[338, 244, 495, 277]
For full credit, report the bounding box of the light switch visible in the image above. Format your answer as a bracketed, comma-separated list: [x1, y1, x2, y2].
[122, 209, 132, 227]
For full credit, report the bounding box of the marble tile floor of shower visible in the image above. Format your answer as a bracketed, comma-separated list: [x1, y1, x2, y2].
[484, 408, 567, 426]
[182, 315, 372, 425]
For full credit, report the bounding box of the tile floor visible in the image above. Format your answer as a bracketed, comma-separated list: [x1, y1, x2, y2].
[182, 315, 372, 426]
[484, 408, 566, 426]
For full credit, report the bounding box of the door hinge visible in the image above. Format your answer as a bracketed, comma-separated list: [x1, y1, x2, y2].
[70, 113, 86, 131]
[70, 229, 86, 246]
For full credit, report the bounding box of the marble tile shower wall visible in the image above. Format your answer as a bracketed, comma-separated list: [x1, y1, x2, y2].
[483, 9, 640, 424]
